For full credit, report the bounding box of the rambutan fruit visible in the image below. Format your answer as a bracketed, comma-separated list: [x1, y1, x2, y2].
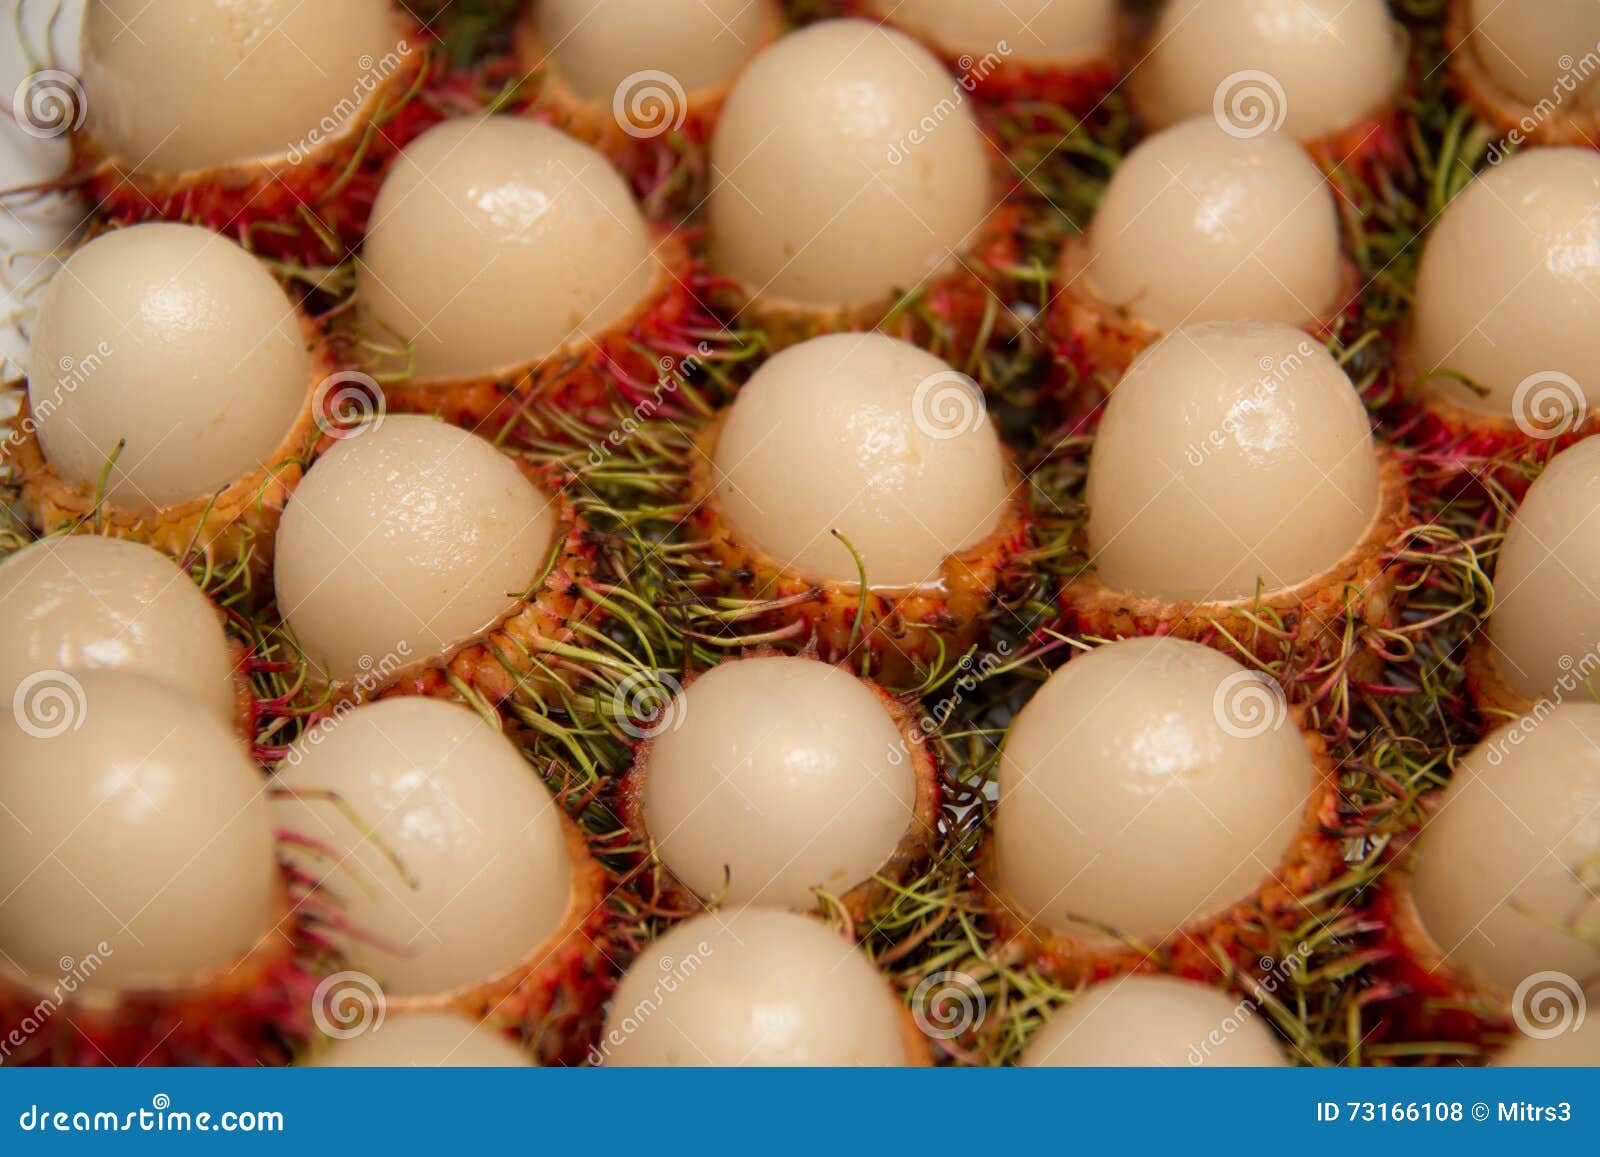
[0, 535, 246, 734]
[513, 0, 784, 214]
[312, 1011, 533, 1067]
[3, 223, 328, 575]
[1398, 149, 1600, 498]
[980, 637, 1344, 985]
[1465, 436, 1600, 718]
[1018, 975, 1289, 1066]
[271, 415, 597, 711]
[351, 117, 700, 443]
[1374, 703, 1600, 1050]
[597, 908, 928, 1065]
[1445, 0, 1600, 148]
[683, 333, 1029, 686]
[704, 19, 1022, 357]
[849, 0, 1122, 111]
[1049, 118, 1354, 398]
[0, 671, 307, 1067]
[69, 0, 434, 265]
[618, 653, 940, 921]
[1060, 321, 1409, 677]
[1129, 0, 1405, 180]
[273, 696, 616, 1066]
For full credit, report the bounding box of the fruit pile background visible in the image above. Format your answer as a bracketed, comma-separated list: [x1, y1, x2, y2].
[0, 0, 1585, 1066]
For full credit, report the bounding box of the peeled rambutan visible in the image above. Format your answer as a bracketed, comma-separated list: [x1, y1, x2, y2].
[618, 652, 941, 922]
[1398, 149, 1600, 499]
[312, 1011, 533, 1067]
[0, 671, 310, 1066]
[848, 0, 1122, 111]
[1129, 0, 1404, 178]
[704, 19, 1022, 357]
[597, 908, 929, 1065]
[1445, 0, 1600, 148]
[1465, 436, 1600, 718]
[4, 223, 329, 576]
[1018, 975, 1290, 1066]
[1049, 118, 1354, 398]
[512, 0, 783, 213]
[66, 0, 435, 265]
[0, 535, 248, 735]
[682, 333, 1029, 686]
[273, 696, 617, 1066]
[1371, 703, 1600, 1052]
[271, 415, 597, 711]
[980, 636, 1345, 986]
[1059, 322, 1409, 677]
[350, 116, 701, 443]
